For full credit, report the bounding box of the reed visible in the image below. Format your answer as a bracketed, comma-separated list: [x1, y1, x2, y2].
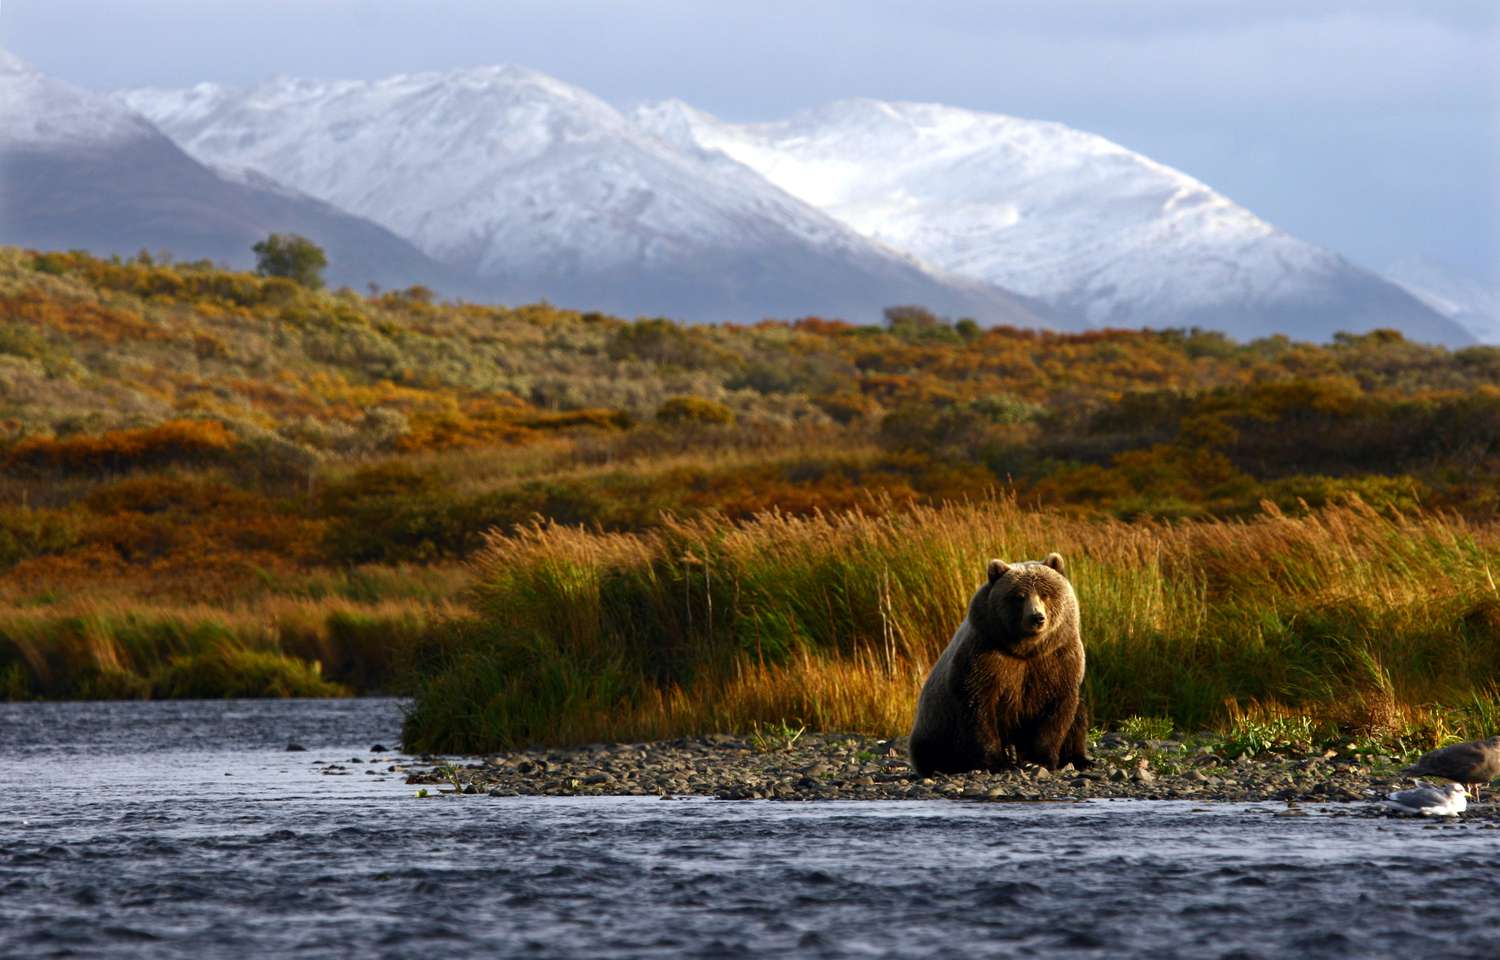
[402, 497, 1500, 752]
[0, 595, 462, 699]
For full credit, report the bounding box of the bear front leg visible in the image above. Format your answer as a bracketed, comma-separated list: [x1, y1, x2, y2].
[962, 657, 1013, 772]
[1061, 693, 1093, 769]
[1024, 692, 1079, 770]
[980, 740, 1016, 772]
[972, 695, 1016, 772]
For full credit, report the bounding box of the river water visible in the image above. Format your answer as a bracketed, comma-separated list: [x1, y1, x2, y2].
[2, 698, 1497, 958]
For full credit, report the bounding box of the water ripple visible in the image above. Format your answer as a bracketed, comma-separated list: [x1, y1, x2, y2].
[3, 700, 1500, 958]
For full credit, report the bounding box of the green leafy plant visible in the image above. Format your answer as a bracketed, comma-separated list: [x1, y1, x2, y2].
[1116, 715, 1176, 743]
[1217, 715, 1318, 759]
[750, 719, 807, 753]
[434, 762, 465, 794]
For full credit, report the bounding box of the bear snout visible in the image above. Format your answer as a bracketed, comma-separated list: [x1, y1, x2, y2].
[1018, 595, 1048, 634]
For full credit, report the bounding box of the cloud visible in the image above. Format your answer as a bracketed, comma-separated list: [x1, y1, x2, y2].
[6, 1, 1495, 115]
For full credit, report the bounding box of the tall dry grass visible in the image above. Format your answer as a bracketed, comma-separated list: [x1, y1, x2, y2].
[402, 497, 1500, 752]
[0, 594, 464, 700]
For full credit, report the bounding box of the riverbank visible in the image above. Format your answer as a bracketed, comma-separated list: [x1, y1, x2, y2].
[401, 731, 1500, 818]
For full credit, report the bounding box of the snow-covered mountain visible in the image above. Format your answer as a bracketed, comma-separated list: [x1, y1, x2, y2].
[1384, 258, 1500, 345]
[121, 68, 1050, 326]
[636, 98, 1472, 346]
[0, 50, 156, 149]
[0, 52, 458, 292]
[8, 54, 1471, 343]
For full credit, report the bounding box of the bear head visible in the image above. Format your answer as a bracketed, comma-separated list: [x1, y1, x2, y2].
[968, 553, 1076, 658]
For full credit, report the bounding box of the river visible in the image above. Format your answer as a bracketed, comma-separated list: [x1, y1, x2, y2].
[2, 698, 1496, 958]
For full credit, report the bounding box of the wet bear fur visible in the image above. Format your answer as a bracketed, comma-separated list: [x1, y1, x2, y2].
[908, 554, 1092, 776]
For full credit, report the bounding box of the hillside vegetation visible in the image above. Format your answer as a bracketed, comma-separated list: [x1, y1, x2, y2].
[0, 247, 1496, 747]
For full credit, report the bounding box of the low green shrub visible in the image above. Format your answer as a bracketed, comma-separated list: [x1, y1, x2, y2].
[150, 647, 346, 699]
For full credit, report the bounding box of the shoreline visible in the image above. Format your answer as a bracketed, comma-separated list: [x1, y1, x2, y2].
[401, 731, 1500, 818]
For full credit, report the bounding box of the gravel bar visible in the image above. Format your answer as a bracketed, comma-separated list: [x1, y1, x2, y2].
[396, 732, 1499, 819]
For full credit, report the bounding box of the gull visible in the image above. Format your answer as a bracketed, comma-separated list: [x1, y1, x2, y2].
[1384, 782, 1467, 817]
[1402, 735, 1500, 801]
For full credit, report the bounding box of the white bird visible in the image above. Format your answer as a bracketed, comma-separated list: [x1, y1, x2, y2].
[1384, 781, 1467, 817]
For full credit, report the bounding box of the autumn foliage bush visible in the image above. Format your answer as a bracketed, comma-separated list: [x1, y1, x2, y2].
[8, 420, 236, 474]
[656, 396, 736, 426]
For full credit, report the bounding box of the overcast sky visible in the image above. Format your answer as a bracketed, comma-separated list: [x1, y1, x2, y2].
[6, 1, 1497, 281]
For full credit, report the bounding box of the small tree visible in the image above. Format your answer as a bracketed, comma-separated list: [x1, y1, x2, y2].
[252, 233, 328, 289]
[883, 304, 958, 342]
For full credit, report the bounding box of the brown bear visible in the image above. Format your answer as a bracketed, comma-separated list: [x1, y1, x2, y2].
[908, 553, 1091, 775]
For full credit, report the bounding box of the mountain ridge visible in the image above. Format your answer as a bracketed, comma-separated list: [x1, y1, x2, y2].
[635, 95, 1472, 345]
[119, 65, 1052, 327]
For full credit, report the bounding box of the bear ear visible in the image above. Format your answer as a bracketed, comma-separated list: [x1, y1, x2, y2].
[987, 559, 1010, 583]
[1043, 552, 1067, 577]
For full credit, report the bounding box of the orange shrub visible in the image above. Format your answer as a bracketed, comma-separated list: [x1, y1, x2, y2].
[7, 420, 236, 473]
[0, 291, 166, 344]
[516, 409, 633, 431]
[791, 316, 857, 336]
